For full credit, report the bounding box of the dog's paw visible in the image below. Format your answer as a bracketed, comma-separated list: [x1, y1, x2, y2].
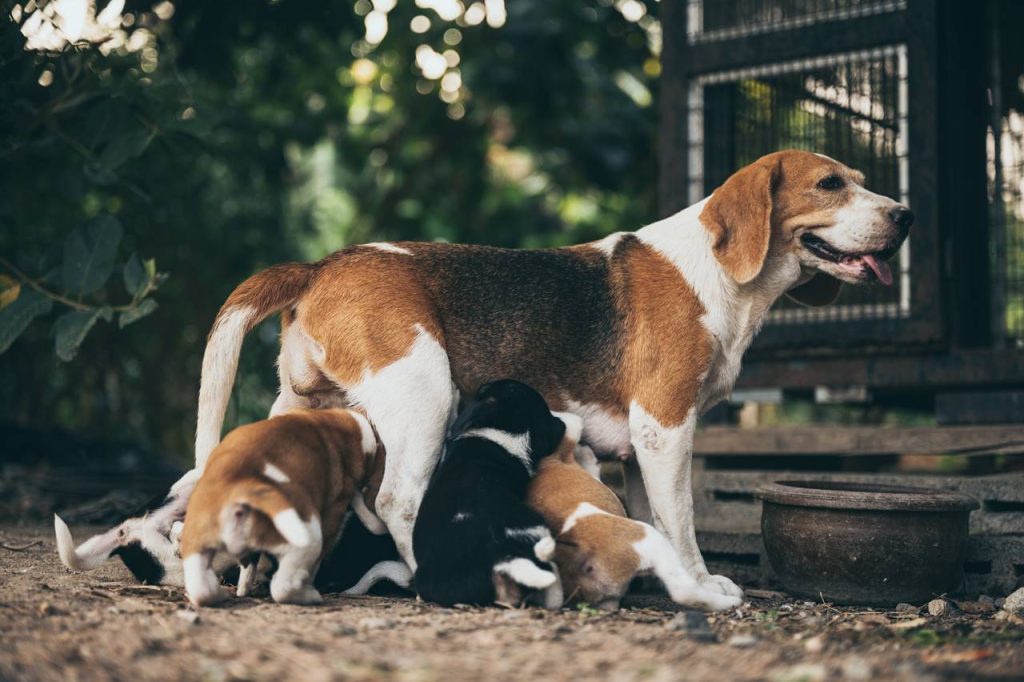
[698, 573, 744, 599]
[274, 585, 323, 605]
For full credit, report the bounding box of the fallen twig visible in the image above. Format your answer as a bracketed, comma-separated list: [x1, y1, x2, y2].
[0, 540, 42, 551]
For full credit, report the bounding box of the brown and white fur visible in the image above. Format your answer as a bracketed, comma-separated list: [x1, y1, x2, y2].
[527, 422, 738, 611]
[180, 407, 383, 606]
[64, 150, 911, 605]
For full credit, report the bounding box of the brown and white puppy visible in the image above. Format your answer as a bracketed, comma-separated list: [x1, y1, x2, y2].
[527, 425, 740, 611]
[180, 407, 383, 606]
[68, 150, 911, 605]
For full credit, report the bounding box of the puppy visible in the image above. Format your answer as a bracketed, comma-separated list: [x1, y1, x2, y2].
[180, 407, 384, 606]
[412, 380, 567, 608]
[527, 439, 744, 612]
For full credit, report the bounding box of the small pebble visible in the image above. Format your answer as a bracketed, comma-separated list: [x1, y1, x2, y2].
[803, 635, 824, 654]
[841, 656, 873, 681]
[175, 610, 200, 625]
[978, 594, 995, 607]
[927, 598, 950, 617]
[1002, 587, 1024, 616]
[772, 663, 827, 682]
[357, 617, 395, 630]
[727, 634, 758, 648]
[895, 603, 918, 613]
[666, 611, 716, 642]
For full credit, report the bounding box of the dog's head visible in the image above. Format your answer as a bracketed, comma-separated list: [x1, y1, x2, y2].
[700, 150, 913, 306]
[450, 380, 567, 464]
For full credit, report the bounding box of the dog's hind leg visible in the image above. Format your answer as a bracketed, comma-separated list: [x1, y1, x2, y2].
[346, 326, 456, 572]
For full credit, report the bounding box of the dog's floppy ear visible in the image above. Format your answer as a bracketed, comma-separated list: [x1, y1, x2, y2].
[700, 158, 780, 284]
[786, 272, 843, 307]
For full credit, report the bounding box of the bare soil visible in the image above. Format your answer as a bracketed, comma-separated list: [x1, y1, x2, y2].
[2, 524, 1023, 682]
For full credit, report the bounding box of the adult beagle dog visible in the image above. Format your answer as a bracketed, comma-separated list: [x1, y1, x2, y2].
[60, 150, 912, 602]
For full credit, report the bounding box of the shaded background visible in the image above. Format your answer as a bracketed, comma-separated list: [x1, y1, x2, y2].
[1, 0, 661, 463]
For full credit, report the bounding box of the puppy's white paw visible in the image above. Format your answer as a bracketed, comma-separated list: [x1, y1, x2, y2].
[698, 573, 744, 599]
[169, 521, 185, 554]
[275, 586, 323, 605]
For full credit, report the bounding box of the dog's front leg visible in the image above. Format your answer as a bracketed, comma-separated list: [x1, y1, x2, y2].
[628, 403, 743, 600]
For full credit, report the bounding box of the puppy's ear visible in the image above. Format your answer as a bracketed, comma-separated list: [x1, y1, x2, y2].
[529, 412, 566, 461]
[448, 395, 498, 437]
[786, 272, 843, 306]
[700, 158, 780, 284]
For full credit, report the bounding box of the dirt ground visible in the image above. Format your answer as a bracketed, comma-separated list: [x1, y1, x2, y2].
[2, 524, 1023, 682]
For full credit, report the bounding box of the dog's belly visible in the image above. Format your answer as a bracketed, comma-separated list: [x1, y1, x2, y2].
[568, 402, 633, 461]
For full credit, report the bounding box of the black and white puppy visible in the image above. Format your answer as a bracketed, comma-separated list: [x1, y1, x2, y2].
[412, 380, 568, 608]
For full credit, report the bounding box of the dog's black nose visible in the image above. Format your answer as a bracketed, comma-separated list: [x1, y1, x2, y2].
[889, 207, 914, 233]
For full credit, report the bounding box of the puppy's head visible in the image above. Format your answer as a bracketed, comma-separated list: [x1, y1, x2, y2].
[450, 380, 567, 462]
[555, 539, 630, 612]
[700, 150, 912, 306]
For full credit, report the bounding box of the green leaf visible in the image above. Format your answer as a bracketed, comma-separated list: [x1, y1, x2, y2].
[98, 131, 154, 170]
[118, 298, 158, 328]
[0, 289, 52, 354]
[82, 160, 118, 185]
[123, 252, 148, 297]
[54, 307, 108, 362]
[61, 214, 123, 296]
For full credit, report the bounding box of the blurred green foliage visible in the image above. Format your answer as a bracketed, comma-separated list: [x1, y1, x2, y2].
[0, 0, 659, 458]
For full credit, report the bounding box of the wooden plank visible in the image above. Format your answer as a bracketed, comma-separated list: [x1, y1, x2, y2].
[937, 391, 1024, 425]
[694, 425, 1024, 456]
[657, 0, 690, 217]
[685, 11, 908, 75]
[736, 348, 1024, 391]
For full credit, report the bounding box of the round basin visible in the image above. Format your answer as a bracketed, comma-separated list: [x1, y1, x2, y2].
[755, 480, 979, 606]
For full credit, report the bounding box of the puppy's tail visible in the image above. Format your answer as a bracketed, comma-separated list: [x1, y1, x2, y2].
[228, 483, 319, 549]
[195, 262, 316, 470]
[343, 560, 414, 595]
[54, 514, 121, 571]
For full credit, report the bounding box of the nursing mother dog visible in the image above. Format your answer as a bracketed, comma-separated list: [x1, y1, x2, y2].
[64, 150, 912, 608]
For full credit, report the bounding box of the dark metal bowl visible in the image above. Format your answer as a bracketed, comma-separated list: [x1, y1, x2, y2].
[755, 480, 979, 606]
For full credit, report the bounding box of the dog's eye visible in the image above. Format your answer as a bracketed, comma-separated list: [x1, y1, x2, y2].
[817, 175, 844, 190]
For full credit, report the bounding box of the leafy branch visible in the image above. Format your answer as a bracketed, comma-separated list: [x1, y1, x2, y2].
[0, 214, 166, 361]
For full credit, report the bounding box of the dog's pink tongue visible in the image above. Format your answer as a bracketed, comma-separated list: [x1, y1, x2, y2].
[861, 254, 893, 285]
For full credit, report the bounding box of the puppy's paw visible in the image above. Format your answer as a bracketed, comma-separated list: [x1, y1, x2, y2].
[698, 573, 744, 599]
[273, 584, 323, 605]
[169, 521, 185, 554]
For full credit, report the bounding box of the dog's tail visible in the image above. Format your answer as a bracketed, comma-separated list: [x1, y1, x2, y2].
[195, 262, 315, 470]
[54, 514, 118, 571]
[343, 560, 414, 595]
[226, 482, 319, 550]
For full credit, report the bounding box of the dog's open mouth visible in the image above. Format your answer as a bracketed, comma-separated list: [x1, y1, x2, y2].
[800, 233, 897, 286]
